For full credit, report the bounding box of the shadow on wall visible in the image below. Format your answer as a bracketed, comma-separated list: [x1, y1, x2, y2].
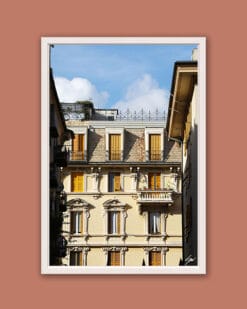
[124, 130, 145, 161]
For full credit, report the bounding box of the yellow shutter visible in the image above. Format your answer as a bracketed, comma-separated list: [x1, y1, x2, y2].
[150, 134, 161, 160]
[71, 213, 75, 233]
[114, 174, 121, 191]
[80, 212, 83, 234]
[79, 252, 83, 266]
[110, 134, 120, 160]
[71, 173, 84, 192]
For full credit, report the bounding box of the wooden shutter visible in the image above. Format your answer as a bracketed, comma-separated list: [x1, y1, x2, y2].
[110, 134, 120, 160]
[117, 212, 121, 234]
[72, 134, 84, 160]
[114, 174, 121, 191]
[148, 173, 160, 190]
[71, 212, 75, 233]
[109, 251, 120, 266]
[149, 251, 161, 266]
[71, 172, 84, 192]
[149, 134, 161, 160]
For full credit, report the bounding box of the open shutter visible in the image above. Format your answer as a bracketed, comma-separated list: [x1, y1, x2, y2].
[114, 174, 121, 191]
[117, 212, 121, 234]
[71, 212, 75, 233]
[148, 173, 155, 190]
[156, 174, 161, 189]
[109, 252, 120, 266]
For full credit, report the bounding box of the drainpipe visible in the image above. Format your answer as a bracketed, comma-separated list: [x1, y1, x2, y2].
[168, 136, 185, 265]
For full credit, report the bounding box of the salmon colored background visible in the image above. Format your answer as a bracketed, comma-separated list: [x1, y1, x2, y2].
[1, 0, 245, 308]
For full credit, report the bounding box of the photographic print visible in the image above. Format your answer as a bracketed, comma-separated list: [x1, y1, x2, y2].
[41, 37, 206, 274]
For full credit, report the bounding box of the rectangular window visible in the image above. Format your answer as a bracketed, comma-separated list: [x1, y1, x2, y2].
[70, 251, 82, 266]
[108, 211, 121, 234]
[109, 134, 121, 160]
[108, 251, 120, 266]
[72, 134, 84, 160]
[149, 251, 161, 266]
[149, 211, 161, 234]
[108, 173, 121, 192]
[70, 211, 83, 234]
[149, 134, 161, 160]
[148, 173, 161, 190]
[71, 172, 84, 192]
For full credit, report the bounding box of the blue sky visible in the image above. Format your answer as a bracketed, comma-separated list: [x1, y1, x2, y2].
[51, 44, 197, 113]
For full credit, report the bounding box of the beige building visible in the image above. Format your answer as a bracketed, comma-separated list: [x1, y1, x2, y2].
[60, 104, 182, 266]
[167, 52, 198, 265]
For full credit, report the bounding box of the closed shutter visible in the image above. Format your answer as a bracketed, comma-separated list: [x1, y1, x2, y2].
[72, 134, 84, 160]
[149, 134, 161, 160]
[71, 172, 84, 192]
[149, 251, 161, 266]
[148, 173, 161, 190]
[110, 134, 120, 160]
[109, 251, 120, 266]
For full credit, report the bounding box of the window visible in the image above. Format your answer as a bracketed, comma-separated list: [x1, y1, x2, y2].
[72, 134, 84, 160]
[109, 134, 121, 160]
[149, 251, 161, 266]
[108, 211, 121, 234]
[70, 211, 83, 234]
[70, 251, 82, 266]
[149, 212, 161, 234]
[149, 134, 161, 160]
[71, 172, 84, 192]
[108, 173, 121, 192]
[108, 251, 120, 266]
[148, 173, 161, 190]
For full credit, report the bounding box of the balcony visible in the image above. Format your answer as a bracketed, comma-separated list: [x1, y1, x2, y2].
[137, 189, 173, 204]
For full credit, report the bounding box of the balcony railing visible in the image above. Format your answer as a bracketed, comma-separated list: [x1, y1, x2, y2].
[137, 189, 173, 203]
[69, 151, 86, 161]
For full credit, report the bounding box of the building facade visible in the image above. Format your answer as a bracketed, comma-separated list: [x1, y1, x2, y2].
[167, 52, 198, 265]
[60, 103, 183, 266]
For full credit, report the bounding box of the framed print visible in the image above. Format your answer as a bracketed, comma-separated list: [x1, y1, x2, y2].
[41, 37, 206, 275]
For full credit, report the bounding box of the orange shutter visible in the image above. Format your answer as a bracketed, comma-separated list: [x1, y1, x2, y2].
[71, 213, 75, 233]
[117, 212, 121, 234]
[79, 252, 83, 266]
[156, 174, 161, 189]
[150, 252, 161, 266]
[72, 134, 84, 160]
[148, 173, 155, 190]
[109, 251, 120, 266]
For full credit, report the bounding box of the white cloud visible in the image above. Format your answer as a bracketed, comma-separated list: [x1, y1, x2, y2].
[54, 77, 109, 108]
[112, 74, 169, 113]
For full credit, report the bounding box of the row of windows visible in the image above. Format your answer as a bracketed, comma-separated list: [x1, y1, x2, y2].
[70, 250, 162, 266]
[70, 210, 162, 235]
[70, 133, 163, 161]
[70, 172, 164, 192]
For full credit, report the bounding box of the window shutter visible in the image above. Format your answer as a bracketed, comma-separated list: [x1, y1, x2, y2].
[149, 134, 161, 160]
[110, 134, 120, 160]
[79, 252, 83, 266]
[114, 174, 121, 191]
[156, 174, 161, 189]
[72, 134, 84, 160]
[71, 212, 75, 233]
[148, 173, 155, 190]
[71, 173, 84, 192]
[109, 251, 120, 266]
[117, 212, 121, 234]
[149, 251, 161, 266]
[108, 212, 113, 234]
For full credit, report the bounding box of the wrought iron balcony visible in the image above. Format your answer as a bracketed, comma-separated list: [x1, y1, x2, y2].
[137, 189, 173, 204]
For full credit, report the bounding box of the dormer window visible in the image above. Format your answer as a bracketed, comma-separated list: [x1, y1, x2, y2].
[145, 128, 164, 161]
[105, 128, 124, 161]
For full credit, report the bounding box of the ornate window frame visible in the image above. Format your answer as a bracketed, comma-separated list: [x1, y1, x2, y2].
[67, 198, 91, 240]
[103, 247, 128, 266]
[68, 246, 90, 266]
[103, 198, 128, 240]
[144, 247, 169, 266]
